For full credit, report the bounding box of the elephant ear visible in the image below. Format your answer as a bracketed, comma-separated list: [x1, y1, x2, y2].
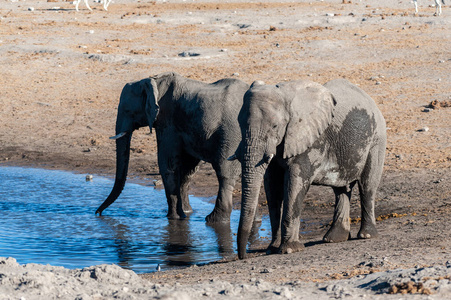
[282, 81, 336, 159]
[141, 78, 160, 133]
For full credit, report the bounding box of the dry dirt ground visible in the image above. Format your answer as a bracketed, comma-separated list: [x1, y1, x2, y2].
[0, 0, 450, 298]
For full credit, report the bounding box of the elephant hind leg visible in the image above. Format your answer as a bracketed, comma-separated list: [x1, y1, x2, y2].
[205, 175, 237, 223]
[357, 143, 385, 239]
[323, 183, 355, 243]
[205, 160, 240, 223]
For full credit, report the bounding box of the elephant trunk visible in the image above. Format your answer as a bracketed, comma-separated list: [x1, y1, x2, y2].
[237, 135, 267, 259]
[96, 133, 132, 215]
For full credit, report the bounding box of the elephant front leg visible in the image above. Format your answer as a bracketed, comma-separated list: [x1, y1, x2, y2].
[162, 170, 186, 219]
[278, 175, 308, 254]
[157, 137, 186, 219]
[264, 161, 284, 254]
[323, 184, 354, 243]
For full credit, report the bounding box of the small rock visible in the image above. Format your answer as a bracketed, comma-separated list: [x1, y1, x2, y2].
[28, 7, 35, 11]
[232, 72, 240, 76]
[86, 175, 93, 182]
[423, 108, 433, 112]
[261, 268, 272, 273]
[178, 51, 200, 57]
[89, 30, 95, 34]
[418, 127, 429, 132]
[376, 81, 381, 85]
[153, 179, 162, 186]
[326, 13, 335, 17]
[236, 23, 252, 29]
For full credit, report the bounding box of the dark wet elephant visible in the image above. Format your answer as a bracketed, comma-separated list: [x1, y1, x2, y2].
[230, 79, 386, 259]
[97, 72, 249, 223]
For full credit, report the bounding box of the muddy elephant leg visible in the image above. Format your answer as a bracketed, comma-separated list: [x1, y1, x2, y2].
[205, 176, 236, 223]
[323, 183, 355, 243]
[179, 153, 201, 214]
[357, 145, 385, 239]
[279, 174, 308, 254]
[264, 161, 285, 254]
[205, 161, 240, 223]
[160, 169, 185, 219]
[157, 138, 186, 219]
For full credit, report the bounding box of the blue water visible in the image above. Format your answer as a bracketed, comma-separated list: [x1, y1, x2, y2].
[0, 166, 271, 273]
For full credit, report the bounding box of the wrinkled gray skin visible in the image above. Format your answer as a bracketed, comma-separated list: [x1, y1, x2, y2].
[231, 79, 386, 259]
[97, 72, 249, 222]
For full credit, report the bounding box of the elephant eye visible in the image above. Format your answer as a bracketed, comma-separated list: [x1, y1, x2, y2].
[272, 124, 278, 129]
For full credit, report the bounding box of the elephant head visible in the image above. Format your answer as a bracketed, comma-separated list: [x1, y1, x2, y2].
[231, 80, 336, 259]
[96, 77, 160, 215]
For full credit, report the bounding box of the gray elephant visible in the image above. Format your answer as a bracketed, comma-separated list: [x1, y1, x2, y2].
[230, 79, 386, 259]
[97, 72, 249, 222]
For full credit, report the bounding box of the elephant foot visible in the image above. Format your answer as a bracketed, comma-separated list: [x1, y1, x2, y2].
[278, 241, 304, 254]
[205, 210, 230, 223]
[323, 224, 351, 243]
[358, 223, 379, 239]
[266, 246, 278, 255]
[167, 211, 186, 220]
[266, 239, 281, 255]
[253, 213, 262, 224]
[182, 203, 193, 214]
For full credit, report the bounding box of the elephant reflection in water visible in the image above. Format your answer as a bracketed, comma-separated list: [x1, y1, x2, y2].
[97, 217, 135, 270]
[99, 214, 266, 268]
[162, 219, 246, 265]
[162, 220, 195, 267]
[206, 222, 234, 257]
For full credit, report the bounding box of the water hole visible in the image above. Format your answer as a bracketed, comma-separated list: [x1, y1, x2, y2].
[0, 166, 271, 273]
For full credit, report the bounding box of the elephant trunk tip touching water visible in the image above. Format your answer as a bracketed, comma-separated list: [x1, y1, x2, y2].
[96, 134, 132, 216]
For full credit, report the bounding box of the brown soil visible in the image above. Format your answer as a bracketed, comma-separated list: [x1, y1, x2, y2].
[1, 0, 450, 288]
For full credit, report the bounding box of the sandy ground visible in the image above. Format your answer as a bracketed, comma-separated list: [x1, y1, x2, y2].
[0, 0, 450, 298]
